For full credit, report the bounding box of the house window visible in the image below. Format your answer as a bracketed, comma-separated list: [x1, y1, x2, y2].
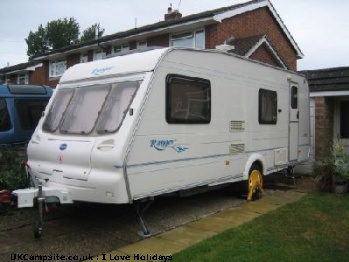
[0, 98, 11, 131]
[259, 89, 277, 124]
[17, 73, 29, 84]
[113, 44, 129, 54]
[81, 54, 88, 63]
[340, 101, 349, 138]
[49, 60, 67, 77]
[170, 30, 205, 49]
[93, 50, 106, 60]
[137, 40, 147, 50]
[166, 74, 211, 124]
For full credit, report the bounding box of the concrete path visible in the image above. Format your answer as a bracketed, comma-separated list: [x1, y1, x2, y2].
[87, 178, 313, 261]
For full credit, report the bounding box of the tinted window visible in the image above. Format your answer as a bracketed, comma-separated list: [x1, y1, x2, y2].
[0, 98, 11, 131]
[259, 89, 277, 124]
[166, 75, 211, 124]
[15, 99, 49, 130]
[291, 86, 298, 109]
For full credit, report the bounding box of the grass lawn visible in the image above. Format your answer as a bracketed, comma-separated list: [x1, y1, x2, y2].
[172, 193, 349, 261]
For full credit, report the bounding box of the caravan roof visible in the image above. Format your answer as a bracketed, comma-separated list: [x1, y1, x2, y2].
[59, 48, 169, 84]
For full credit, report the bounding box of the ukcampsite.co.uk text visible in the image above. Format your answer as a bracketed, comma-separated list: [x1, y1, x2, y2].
[11, 253, 93, 261]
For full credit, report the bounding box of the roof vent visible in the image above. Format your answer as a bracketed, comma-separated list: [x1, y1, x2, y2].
[216, 36, 235, 52]
[216, 44, 235, 52]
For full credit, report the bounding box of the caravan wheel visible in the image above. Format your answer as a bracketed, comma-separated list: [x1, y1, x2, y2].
[247, 164, 264, 201]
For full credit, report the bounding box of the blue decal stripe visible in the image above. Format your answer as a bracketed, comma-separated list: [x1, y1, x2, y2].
[114, 153, 230, 169]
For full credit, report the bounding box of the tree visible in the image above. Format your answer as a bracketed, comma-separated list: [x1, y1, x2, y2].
[80, 23, 105, 43]
[45, 17, 80, 50]
[26, 18, 104, 59]
[25, 24, 48, 58]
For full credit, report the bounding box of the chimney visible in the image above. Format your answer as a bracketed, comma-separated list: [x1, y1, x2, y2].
[164, 5, 182, 21]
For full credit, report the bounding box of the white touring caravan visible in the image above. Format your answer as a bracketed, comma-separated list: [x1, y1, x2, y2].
[13, 47, 310, 237]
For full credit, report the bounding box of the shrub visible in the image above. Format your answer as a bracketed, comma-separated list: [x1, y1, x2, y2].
[0, 146, 28, 192]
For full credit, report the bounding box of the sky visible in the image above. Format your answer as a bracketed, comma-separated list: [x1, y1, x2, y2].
[0, 0, 348, 71]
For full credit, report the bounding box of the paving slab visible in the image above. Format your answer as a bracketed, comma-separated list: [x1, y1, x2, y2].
[242, 200, 280, 214]
[158, 225, 216, 246]
[117, 236, 186, 257]
[260, 194, 292, 206]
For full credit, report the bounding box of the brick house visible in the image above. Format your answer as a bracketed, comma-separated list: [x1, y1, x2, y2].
[0, 0, 303, 85]
[302, 67, 349, 160]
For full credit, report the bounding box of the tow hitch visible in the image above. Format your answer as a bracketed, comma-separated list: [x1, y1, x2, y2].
[11, 179, 73, 238]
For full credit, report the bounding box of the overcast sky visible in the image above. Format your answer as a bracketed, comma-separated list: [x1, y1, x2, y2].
[0, 0, 348, 71]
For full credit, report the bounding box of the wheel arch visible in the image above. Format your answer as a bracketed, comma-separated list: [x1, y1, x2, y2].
[243, 153, 266, 180]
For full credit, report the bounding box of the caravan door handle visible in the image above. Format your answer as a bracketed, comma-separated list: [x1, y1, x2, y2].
[97, 145, 114, 151]
[96, 139, 115, 151]
[297, 111, 299, 119]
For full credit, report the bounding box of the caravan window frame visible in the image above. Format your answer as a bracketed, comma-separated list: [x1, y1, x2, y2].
[166, 74, 211, 124]
[258, 88, 278, 125]
[42, 80, 140, 135]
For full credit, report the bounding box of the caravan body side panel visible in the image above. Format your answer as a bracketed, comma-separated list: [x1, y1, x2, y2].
[126, 49, 310, 199]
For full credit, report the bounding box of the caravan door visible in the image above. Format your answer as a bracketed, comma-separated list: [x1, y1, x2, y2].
[289, 84, 299, 161]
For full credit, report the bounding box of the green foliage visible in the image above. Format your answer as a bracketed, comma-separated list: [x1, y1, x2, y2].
[26, 18, 105, 58]
[0, 146, 28, 192]
[312, 139, 349, 191]
[46, 17, 80, 50]
[173, 193, 349, 261]
[80, 23, 105, 43]
[25, 24, 48, 59]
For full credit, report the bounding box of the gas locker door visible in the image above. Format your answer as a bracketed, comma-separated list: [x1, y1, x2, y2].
[289, 84, 299, 161]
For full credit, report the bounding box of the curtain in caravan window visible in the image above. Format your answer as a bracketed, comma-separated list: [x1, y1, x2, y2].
[259, 89, 277, 124]
[43, 89, 74, 132]
[166, 75, 211, 124]
[60, 85, 110, 134]
[96, 81, 139, 133]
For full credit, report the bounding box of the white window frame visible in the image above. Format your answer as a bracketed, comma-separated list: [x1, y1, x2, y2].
[93, 50, 107, 61]
[137, 40, 147, 50]
[170, 29, 205, 49]
[49, 60, 67, 78]
[113, 43, 130, 54]
[17, 73, 29, 84]
[81, 54, 88, 63]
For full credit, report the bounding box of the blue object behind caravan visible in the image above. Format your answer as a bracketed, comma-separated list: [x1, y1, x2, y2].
[0, 84, 53, 145]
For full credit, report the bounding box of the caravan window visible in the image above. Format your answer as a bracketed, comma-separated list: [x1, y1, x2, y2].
[166, 75, 211, 124]
[96, 81, 139, 133]
[259, 89, 277, 124]
[43, 81, 140, 135]
[0, 98, 11, 131]
[291, 86, 298, 109]
[60, 85, 111, 134]
[43, 89, 74, 132]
